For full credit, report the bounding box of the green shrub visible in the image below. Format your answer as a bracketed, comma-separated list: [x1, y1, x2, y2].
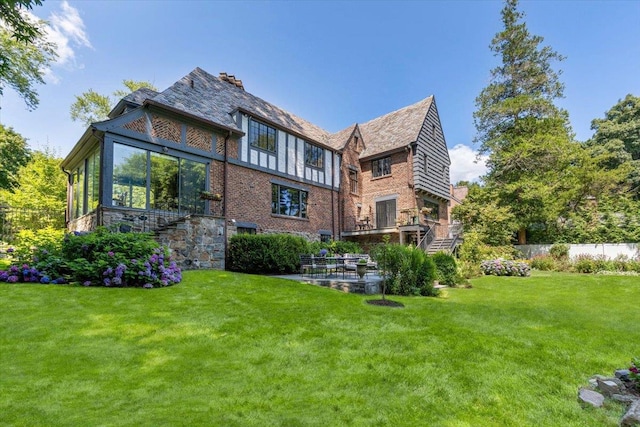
[1, 228, 180, 287]
[459, 260, 481, 280]
[228, 234, 309, 274]
[373, 243, 438, 296]
[12, 227, 65, 264]
[308, 240, 361, 256]
[593, 255, 614, 272]
[530, 255, 556, 271]
[549, 244, 570, 261]
[431, 252, 459, 287]
[458, 231, 520, 264]
[61, 228, 180, 287]
[573, 254, 595, 273]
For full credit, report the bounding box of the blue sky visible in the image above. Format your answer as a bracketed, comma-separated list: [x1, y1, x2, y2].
[2, 0, 639, 183]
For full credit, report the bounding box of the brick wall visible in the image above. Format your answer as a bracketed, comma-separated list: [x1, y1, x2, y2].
[225, 163, 337, 240]
[340, 132, 364, 230]
[360, 149, 415, 227]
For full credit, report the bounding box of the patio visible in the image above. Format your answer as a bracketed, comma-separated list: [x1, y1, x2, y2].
[276, 270, 383, 295]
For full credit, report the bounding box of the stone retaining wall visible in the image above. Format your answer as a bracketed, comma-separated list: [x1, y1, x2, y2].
[155, 215, 226, 270]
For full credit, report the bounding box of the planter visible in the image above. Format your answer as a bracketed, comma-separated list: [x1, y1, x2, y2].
[200, 192, 222, 201]
[356, 263, 367, 280]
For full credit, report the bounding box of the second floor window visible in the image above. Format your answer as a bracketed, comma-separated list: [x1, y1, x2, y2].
[305, 142, 324, 168]
[249, 119, 276, 152]
[372, 156, 391, 178]
[349, 169, 358, 194]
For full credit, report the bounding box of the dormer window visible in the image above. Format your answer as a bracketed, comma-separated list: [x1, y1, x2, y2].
[305, 142, 324, 169]
[249, 118, 276, 152]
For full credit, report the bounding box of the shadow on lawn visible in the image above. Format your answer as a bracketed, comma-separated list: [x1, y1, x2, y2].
[366, 299, 404, 308]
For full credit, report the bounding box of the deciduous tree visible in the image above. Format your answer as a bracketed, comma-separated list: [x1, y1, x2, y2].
[0, 125, 31, 191]
[70, 80, 157, 126]
[0, 0, 57, 110]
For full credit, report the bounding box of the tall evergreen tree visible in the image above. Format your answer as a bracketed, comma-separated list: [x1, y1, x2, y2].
[473, 0, 576, 244]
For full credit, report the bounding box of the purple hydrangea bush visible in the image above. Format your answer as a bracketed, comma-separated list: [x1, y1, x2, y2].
[1, 227, 181, 288]
[480, 259, 530, 277]
[0, 263, 67, 285]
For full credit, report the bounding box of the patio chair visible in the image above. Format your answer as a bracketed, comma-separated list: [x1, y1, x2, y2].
[299, 254, 315, 277]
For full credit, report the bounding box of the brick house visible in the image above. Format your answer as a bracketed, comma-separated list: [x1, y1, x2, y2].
[61, 67, 456, 269]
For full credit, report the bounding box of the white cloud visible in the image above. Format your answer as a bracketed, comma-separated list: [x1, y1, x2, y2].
[448, 144, 488, 184]
[38, 1, 91, 82]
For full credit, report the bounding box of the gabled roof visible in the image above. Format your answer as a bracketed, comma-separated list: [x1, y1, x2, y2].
[148, 67, 332, 145]
[108, 87, 159, 119]
[357, 96, 434, 159]
[328, 123, 358, 151]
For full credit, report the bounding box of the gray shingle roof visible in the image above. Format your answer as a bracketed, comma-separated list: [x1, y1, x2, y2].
[149, 67, 331, 144]
[123, 87, 159, 105]
[113, 67, 434, 159]
[357, 96, 433, 158]
[327, 123, 357, 151]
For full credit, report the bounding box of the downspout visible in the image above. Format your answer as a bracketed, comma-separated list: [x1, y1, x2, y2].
[223, 130, 231, 269]
[223, 130, 231, 218]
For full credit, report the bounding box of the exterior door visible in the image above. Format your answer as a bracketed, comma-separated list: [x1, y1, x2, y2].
[376, 199, 396, 228]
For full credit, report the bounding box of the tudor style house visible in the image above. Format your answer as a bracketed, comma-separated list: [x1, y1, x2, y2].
[61, 67, 458, 269]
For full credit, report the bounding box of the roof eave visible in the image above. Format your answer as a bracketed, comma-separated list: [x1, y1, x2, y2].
[359, 144, 409, 162]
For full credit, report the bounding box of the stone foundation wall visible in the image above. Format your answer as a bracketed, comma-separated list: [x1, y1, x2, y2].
[68, 212, 97, 232]
[155, 215, 226, 270]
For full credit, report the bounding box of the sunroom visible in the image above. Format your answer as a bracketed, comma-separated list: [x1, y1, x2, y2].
[61, 104, 239, 269]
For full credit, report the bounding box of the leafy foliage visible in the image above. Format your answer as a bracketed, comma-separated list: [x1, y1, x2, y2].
[372, 242, 438, 296]
[0, 1, 57, 110]
[70, 80, 157, 126]
[228, 234, 309, 274]
[308, 239, 361, 256]
[431, 251, 460, 287]
[0, 149, 66, 230]
[471, 0, 577, 243]
[1, 227, 180, 287]
[0, 125, 31, 191]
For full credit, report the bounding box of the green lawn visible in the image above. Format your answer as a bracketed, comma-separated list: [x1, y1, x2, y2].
[1, 271, 638, 426]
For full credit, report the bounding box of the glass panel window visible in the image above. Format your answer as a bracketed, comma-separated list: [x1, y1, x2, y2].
[249, 118, 276, 152]
[113, 144, 147, 208]
[305, 142, 324, 168]
[372, 157, 391, 178]
[271, 183, 308, 219]
[180, 159, 206, 214]
[112, 143, 206, 214]
[87, 150, 100, 211]
[375, 199, 396, 228]
[422, 199, 440, 221]
[73, 165, 84, 218]
[349, 169, 358, 194]
[237, 227, 256, 235]
[150, 152, 179, 211]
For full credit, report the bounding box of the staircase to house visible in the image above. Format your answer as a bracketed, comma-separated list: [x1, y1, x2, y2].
[425, 237, 458, 255]
[417, 224, 463, 255]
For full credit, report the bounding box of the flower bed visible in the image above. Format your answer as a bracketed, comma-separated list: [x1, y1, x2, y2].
[480, 259, 530, 277]
[0, 227, 181, 288]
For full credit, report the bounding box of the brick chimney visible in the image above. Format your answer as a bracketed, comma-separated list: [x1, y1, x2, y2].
[219, 72, 244, 90]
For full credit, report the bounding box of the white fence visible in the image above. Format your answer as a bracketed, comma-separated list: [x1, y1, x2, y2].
[515, 243, 639, 260]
